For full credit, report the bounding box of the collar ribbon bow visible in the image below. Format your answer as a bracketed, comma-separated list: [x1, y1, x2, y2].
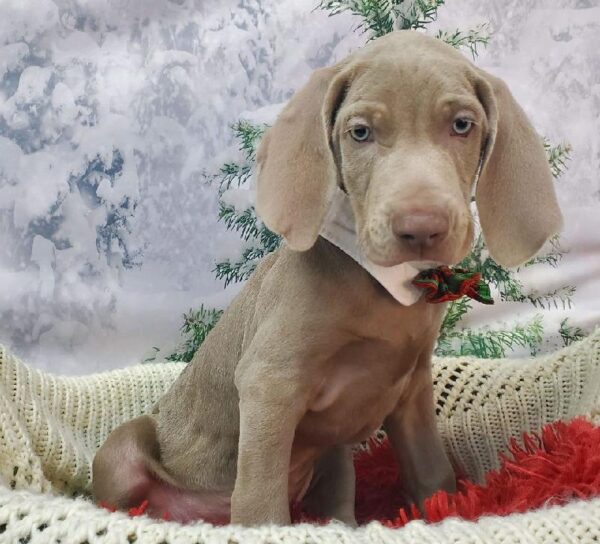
[412, 266, 494, 305]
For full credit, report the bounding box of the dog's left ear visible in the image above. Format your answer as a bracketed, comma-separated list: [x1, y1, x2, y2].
[473, 69, 563, 268]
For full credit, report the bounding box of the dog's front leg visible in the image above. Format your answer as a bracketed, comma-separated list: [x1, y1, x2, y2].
[301, 445, 357, 526]
[384, 356, 456, 510]
[231, 358, 306, 526]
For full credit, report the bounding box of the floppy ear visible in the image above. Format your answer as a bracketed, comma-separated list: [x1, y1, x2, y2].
[474, 70, 563, 267]
[256, 63, 352, 251]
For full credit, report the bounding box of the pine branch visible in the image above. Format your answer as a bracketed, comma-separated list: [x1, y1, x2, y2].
[214, 246, 268, 287]
[212, 225, 279, 287]
[435, 24, 491, 58]
[317, 0, 446, 38]
[526, 285, 575, 310]
[216, 162, 252, 194]
[166, 305, 224, 363]
[213, 121, 266, 194]
[393, 0, 446, 30]
[318, 0, 394, 37]
[233, 120, 267, 162]
[216, 200, 281, 286]
[259, 224, 282, 253]
[559, 318, 585, 347]
[436, 315, 544, 358]
[440, 297, 471, 335]
[456, 234, 528, 303]
[436, 298, 471, 356]
[543, 139, 572, 179]
[219, 203, 261, 241]
[480, 258, 527, 302]
[220, 205, 280, 251]
[213, 119, 281, 288]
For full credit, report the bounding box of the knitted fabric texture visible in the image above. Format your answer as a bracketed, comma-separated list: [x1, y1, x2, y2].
[1, 330, 599, 543]
[2, 488, 600, 544]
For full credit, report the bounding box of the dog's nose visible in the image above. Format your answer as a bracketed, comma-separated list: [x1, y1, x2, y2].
[391, 210, 449, 250]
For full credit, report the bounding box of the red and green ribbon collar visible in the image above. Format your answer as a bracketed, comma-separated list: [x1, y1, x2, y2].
[412, 266, 494, 305]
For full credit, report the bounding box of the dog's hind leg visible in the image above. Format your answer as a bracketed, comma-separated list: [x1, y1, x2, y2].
[92, 415, 231, 524]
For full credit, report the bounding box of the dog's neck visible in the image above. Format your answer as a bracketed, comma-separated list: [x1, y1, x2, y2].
[319, 187, 442, 306]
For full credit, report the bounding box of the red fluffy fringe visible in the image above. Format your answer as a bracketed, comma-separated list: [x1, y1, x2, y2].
[350, 417, 600, 527]
[108, 417, 600, 527]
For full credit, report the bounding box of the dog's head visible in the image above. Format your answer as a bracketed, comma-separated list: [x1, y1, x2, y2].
[256, 31, 562, 268]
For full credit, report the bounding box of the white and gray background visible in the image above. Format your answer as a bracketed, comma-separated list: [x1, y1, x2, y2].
[0, 0, 598, 374]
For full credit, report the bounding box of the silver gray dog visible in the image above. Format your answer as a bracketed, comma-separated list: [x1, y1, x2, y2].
[92, 30, 562, 526]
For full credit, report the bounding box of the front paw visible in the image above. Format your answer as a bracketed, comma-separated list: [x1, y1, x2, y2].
[334, 513, 358, 527]
[412, 470, 457, 511]
[230, 494, 291, 526]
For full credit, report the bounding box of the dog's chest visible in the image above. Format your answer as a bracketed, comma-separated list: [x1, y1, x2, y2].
[296, 339, 421, 446]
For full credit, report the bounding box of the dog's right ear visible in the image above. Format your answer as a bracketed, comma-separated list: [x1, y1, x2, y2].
[256, 63, 353, 251]
[473, 69, 563, 267]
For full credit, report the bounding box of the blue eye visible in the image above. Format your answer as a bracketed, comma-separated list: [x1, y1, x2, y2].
[452, 118, 473, 136]
[350, 125, 371, 142]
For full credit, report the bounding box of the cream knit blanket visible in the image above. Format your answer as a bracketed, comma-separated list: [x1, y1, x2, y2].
[0, 331, 599, 543]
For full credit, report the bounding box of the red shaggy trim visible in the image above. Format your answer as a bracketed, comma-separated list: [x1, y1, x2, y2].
[350, 417, 600, 527]
[110, 418, 600, 526]
[128, 499, 149, 517]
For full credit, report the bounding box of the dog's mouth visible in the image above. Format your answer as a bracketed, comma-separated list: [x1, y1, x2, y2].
[359, 228, 472, 268]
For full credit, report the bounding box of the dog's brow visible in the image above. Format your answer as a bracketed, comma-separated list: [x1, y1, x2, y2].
[437, 95, 483, 118]
[339, 101, 390, 125]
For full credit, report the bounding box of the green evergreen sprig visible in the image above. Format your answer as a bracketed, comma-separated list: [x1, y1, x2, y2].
[544, 139, 572, 179]
[395, 0, 446, 30]
[434, 24, 491, 58]
[317, 0, 489, 58]
[233, 120, 265, 162]
[436, 315, 544, 358]
[438, 296, 471, 335]
[212, 120, 281, 288]
[559, 318, 586, 347]
[219, 204, 261, 241]
[206, 120, 280, 287]
[165, 305, 224, 363]
[317, 0, 397, 37]
[217, 163, 252, 194]
[317, 0, 447, 37]
[215, 246, 273, 287]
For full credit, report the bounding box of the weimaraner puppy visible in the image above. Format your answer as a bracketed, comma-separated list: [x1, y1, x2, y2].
[92, 30, 562, 526]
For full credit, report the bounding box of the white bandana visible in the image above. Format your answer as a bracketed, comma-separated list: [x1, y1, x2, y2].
[319, 187, 442, 306]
